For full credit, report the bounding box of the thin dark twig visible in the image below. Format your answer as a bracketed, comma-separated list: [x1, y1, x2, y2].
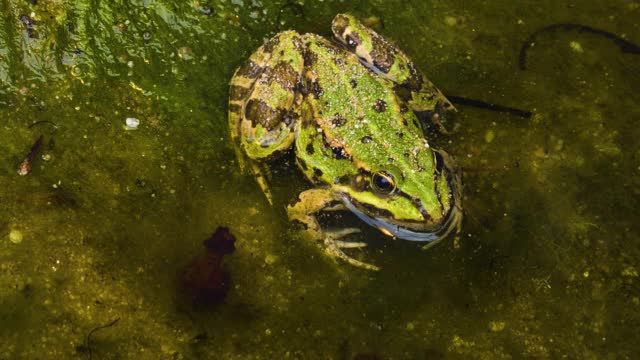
[519, 23, 640, 70]
[447, 95, 532, 118]
[85, 317, 120, 360]
[28, 120, 59, 133]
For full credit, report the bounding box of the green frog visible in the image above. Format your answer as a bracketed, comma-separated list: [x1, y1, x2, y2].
[229, 14, 462, 270]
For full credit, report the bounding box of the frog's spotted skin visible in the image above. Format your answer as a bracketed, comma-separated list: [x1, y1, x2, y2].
[229, 14, 462, 270]
[331, 14, 455, 122]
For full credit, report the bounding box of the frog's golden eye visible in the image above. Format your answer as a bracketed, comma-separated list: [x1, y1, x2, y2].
[371, 171, 396, 195]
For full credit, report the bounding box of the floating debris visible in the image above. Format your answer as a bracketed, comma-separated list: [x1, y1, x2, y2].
[9, 229, 23, 244]
[182, 227, 236, 305]
[125, 117, 140, 130]
[18, 135, 44, 176]
[28, 120, 59, 133]
[76, 317, 121, 360]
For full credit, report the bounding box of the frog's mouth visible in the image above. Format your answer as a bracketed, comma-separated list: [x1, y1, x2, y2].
[340, 159, 462, 243]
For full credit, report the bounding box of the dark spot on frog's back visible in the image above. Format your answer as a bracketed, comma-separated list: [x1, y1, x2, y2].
[229, 85, 250, 101]
[270, 62, 299, 90]
[349, 79, 357, 88]
[311, 80, 324, 99]
[370, 36, 394, 73]
[302, 48, 317, 66]
[361, 136, 373, 144]
[331, 146, 352, 160]
[262, 36, 280, 53]
[331, 113, 347, 127]
[312, 167, 328, 185]
[333, 57, 346, 67]
[236, 60, 263, 79]
[306, 143, 314, 155]
[373, 99, 387, 113]
[245, 99, 282, 130]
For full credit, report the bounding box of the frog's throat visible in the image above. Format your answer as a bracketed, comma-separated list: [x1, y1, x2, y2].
[341, 192, 461, 242]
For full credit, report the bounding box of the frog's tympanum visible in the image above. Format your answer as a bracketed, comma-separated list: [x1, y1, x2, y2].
[229, 14, 462, 270]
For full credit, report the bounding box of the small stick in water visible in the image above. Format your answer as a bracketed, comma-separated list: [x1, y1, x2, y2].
[18, 135, 44, 176]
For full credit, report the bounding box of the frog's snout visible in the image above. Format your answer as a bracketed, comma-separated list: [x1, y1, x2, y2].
[331, 14, 352, 43]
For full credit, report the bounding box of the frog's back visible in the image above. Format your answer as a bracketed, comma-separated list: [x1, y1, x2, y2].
[298, 35, 434, 182]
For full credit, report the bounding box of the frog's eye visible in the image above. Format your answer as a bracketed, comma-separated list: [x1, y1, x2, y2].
[371, 171, 396, 195]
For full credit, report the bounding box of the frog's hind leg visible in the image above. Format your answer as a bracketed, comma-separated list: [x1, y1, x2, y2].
[229, 31, 306, 204]
[287, 188, 380, 271]
[330, 14, 455, 132]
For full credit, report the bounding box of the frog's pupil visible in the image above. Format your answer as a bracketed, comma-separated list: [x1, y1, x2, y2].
[372, 172, 395, 194]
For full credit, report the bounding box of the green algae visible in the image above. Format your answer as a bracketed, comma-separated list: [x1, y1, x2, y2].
[1, 0, 639, 359]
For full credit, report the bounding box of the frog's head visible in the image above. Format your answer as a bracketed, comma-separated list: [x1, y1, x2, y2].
[339, 149, 462, 243]
[331, 14, 413, 81]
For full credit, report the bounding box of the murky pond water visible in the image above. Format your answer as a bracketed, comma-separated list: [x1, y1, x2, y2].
[1, 0, 639, 358]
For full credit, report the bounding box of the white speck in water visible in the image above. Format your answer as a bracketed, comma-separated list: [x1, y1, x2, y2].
[569, 41, 584, 53]
[125, 117, 140, 130]
[9, 229, 23, 244]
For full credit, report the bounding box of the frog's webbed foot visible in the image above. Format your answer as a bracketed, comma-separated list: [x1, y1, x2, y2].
[287, 189, 380, 271]
[325, 236, 380, 271]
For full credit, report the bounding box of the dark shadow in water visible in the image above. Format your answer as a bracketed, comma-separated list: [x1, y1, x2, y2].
[519, 23, 640, 70]
[447, 95, 533, 118]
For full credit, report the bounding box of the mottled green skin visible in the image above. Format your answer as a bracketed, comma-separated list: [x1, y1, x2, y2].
[229, 14, 461, 268]
[296, 35, 449, 225]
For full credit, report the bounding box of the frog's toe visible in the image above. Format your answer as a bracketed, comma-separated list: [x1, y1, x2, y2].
[326, 227, 361, 238]
[326, 228, 368, 248]
[333, 240, 367, 248]
[325, 241, 380, 271]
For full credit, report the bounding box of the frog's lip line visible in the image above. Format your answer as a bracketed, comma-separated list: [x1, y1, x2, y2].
[339, 192, 461, 242]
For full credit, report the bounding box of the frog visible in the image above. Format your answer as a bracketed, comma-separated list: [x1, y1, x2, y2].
[228, 14, 462, 270]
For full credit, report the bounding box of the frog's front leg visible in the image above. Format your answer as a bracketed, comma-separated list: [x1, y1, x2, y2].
[287, 188, 380, 271]
[229, 31, 305, 203]
[331, 14, 455, 132]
